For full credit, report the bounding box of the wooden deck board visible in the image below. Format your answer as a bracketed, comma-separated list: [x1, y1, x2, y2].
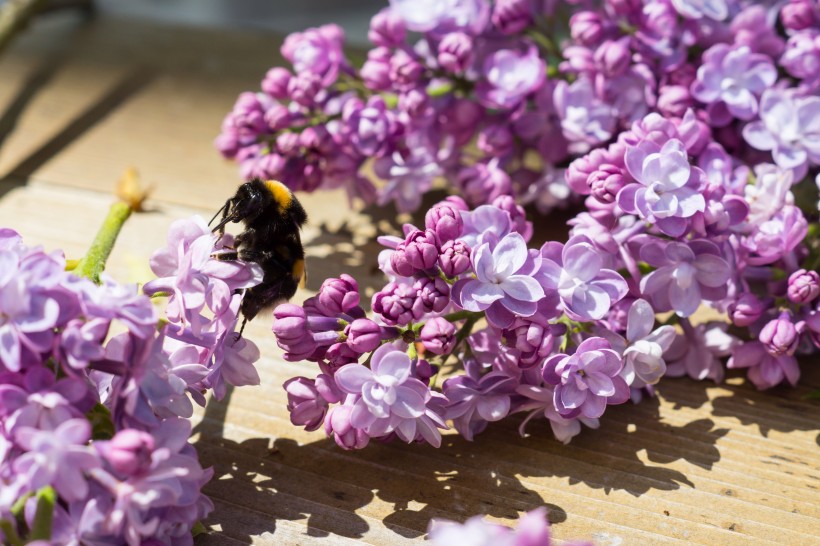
[0, 12, 818, 546]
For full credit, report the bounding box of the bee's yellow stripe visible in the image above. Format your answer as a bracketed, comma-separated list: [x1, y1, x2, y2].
[264, 180, 293, 212]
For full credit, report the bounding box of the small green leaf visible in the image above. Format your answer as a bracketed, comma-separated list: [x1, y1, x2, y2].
[87, 403, 115, 440]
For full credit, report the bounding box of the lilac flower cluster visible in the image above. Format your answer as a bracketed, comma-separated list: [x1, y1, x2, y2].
[427, 507, 592, 546]
[0, 218, 263, 545]
[216, 0, 820, 218]
[277, 169, 818, 449]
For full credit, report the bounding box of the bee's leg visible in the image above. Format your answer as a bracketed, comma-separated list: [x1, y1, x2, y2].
[213, 250, 239, 261]
[237, 317, 248, 338]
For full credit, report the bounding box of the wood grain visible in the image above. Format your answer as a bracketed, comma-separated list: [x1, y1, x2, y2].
[0, 13, 818, 546]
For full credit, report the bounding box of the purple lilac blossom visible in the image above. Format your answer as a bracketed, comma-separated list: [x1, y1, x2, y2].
[476, 45, 546, 110]
[542, 337, 630, 419]
[334, 343, 447, 447]
[743, 89, 820, 177]
[620, 139, 706, 237]
[691, 44, 777, 126]
[639, 239, 731, 317]
[540, 236, 628, 322]
[453, 232, 545, 328]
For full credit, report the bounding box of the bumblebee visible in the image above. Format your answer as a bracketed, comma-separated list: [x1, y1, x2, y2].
[210, 179, 307, 326]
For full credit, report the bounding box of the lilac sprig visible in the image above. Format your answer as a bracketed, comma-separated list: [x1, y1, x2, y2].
[1, 207, 265, 544]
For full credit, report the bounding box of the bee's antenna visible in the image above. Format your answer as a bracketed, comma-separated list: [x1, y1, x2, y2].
[208, 202, 229, 227]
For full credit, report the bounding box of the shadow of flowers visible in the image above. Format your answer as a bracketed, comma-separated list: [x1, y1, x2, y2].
[192, 389, 720, 544]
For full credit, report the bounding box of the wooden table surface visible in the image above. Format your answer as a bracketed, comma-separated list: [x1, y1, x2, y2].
[1, 11, 818, 546]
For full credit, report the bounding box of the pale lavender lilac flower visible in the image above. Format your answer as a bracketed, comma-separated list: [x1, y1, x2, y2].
[476, 45, 546, 110]
[619, 138, 706, 237]
[542, 337, 630, 419]
[639, 239, 731, 317]
[334, 343, 447, 447]
[691, 44, 777, 126]
[453, 232, 545, 328]
[743, 89, 820, 177]
[540, 236, 628, 322]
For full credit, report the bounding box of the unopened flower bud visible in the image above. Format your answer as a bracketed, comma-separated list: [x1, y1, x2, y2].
[404, 229, 440, 270]
[317, 274, 360, 315]
[588, 164, 625, 204]
[787, 269, 820, 304]
[438, 32, 474, 73]
[420, 317, 456, 355]
[425, 204, 464, 243]
[492, 0, 534, 35]
[759, 314, 799, 356]
[729, 293, 766, 327]
[98, 429, 154, 476]
[438, 240, 471, 277]
[368, 8, 406, 47]
[261, 67, 291, 99]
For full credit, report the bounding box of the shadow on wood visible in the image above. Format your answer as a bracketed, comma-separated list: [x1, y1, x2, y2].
[189, 387, 736, 543]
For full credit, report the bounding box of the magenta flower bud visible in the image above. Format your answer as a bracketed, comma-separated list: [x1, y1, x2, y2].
[389, 49, 424, 91]
[324, 342, 360, 369]
[368, 8, 406, 47]
[457, 161, 512, 206]
[787, 269, 820, 304]
[97, 429, 154, 476]
[438, 240, 471, 277]
[361, 47, 392, 91]
[492, 0, 534, 35]
[264, 104, 292, 131]
[414, 276, 450, 313]
[443, 195, 469, 211]
[324, 404, 369, 450]
[594, 38, 631, 77]
[420, 317, 456, 355]
[588, 164, 625, 204]
[273, 304, 308, 341]
[565, 150, 606, 195]
[425, 204, 464, 244]
[317, 274, 360, 316]
[570, 11, 605, 46]
[399, 88, 430, 118]
[657, 85, 693, 118]
[606, 0, 642, 16]
[492, 195, 533, 242]
[728, 294, 767, 327]
[346, 318, 383, 353]
[390, 243, 417, 277]
[372, 281, 423, 325]
[287, 72, 323, 106]
[447, 99, 483, 145]
[275, 132, 301, 155]
[759, 314, 799, 356]
[300, 125, 332, 152]
[404, 229, 440, 270]
[438, 32, 474, 73]
[477, 124, 514, 157]
[413, 358, 435, 382]
[284, 377, 329, 431]
[781, 0, 817, 31]
[261, 67, 291, 99]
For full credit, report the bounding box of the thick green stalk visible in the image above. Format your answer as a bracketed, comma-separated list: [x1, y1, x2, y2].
[73, 202, 132, 284]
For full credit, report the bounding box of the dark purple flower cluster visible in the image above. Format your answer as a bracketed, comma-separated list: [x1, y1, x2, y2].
[0, 217, 263, 545]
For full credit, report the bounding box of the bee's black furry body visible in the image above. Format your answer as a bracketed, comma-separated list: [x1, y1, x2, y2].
[211, 179, 307, 322]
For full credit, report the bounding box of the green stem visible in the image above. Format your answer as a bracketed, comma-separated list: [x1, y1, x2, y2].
[73, 202, 132, 284]
[0, 519, 23, 546]
[28, 486, 56, 541]
[442, 310, 482, 323]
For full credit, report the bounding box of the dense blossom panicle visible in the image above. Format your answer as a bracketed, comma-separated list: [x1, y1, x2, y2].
[0, 218, 267, 544]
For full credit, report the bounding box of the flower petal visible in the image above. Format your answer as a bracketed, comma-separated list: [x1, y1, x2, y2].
[335, 365, 374, 394]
